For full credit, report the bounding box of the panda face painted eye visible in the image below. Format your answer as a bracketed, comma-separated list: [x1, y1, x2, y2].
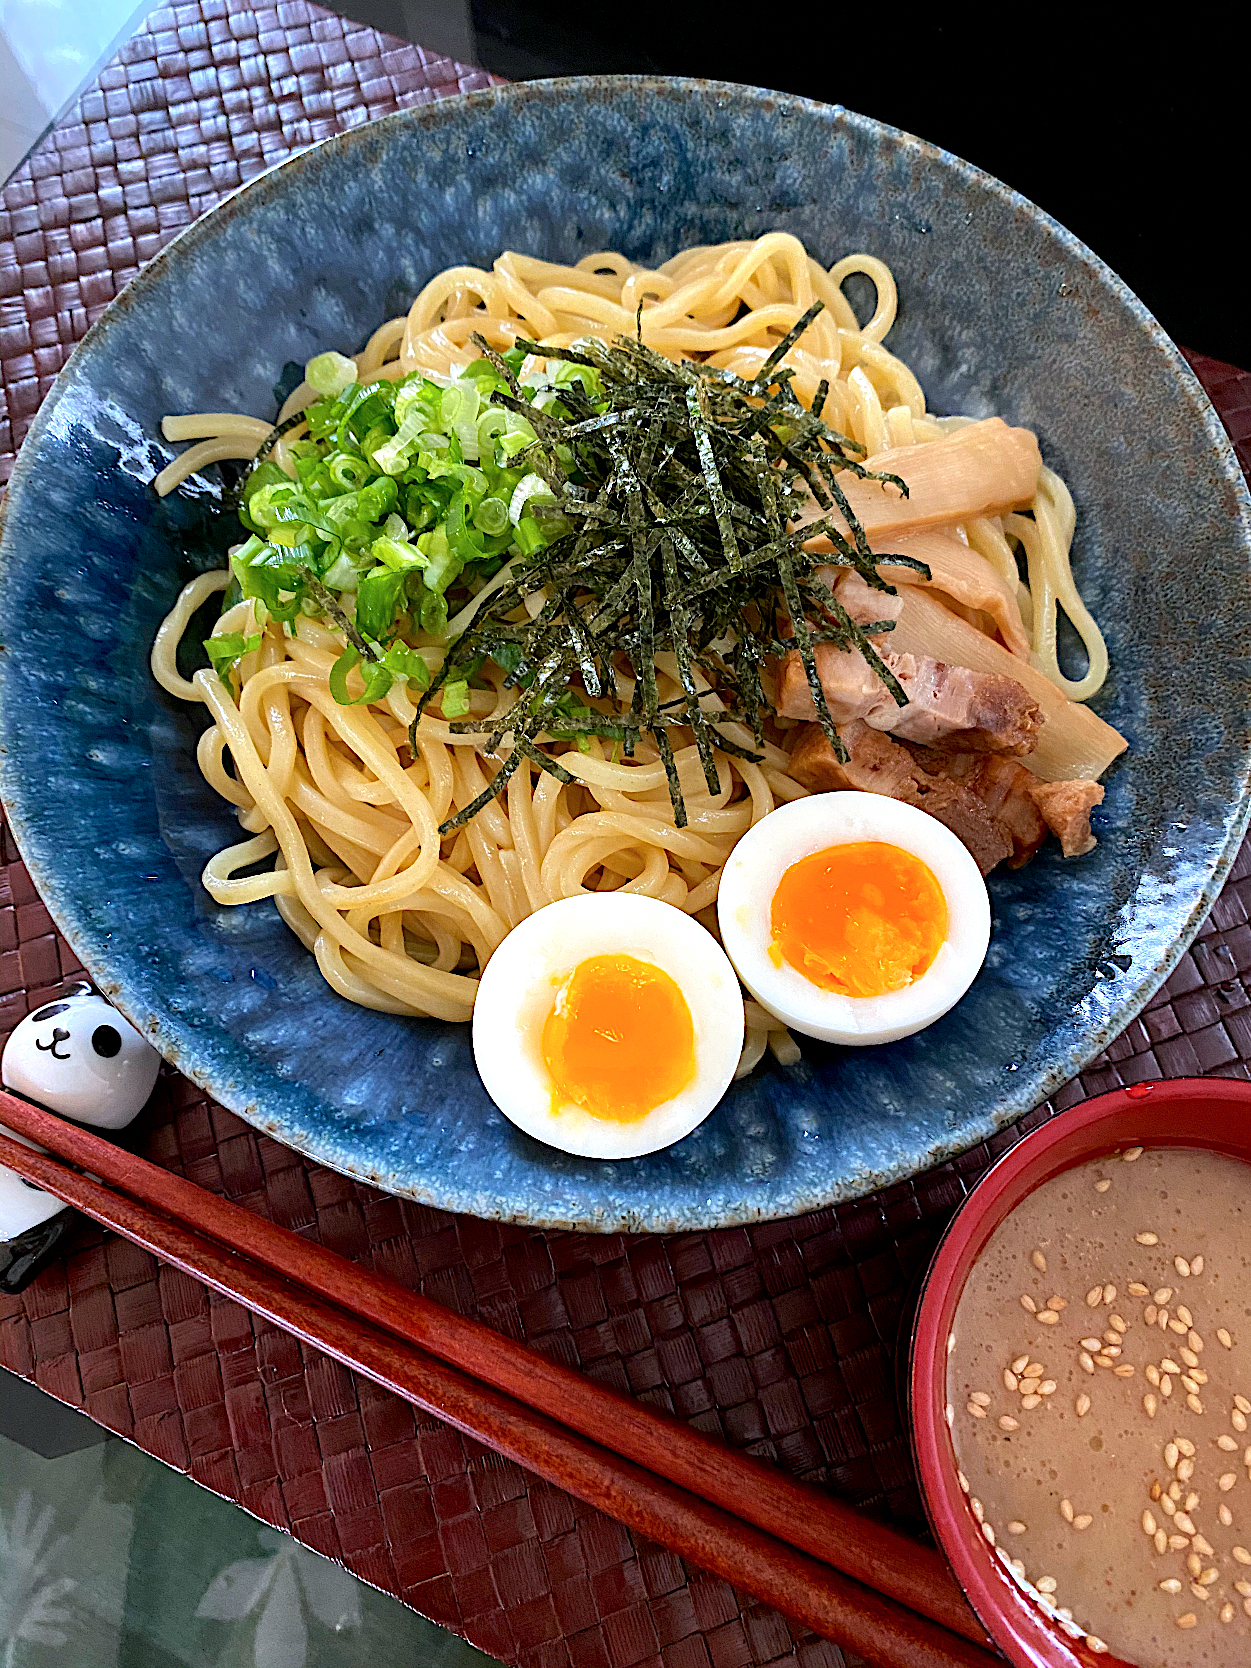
[91, 1025, 122, 1058]
[31, 1002, 70, 1022]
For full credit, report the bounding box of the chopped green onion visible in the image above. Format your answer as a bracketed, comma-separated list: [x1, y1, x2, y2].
[380, 642, 432, 688]
[394, 378, 442, 429]
[360, 423, 397, 469]
[373, 409, 428, 476]
[336, 381, 395, 450]
[305, 351, 358, 397]
[322, 552, 359, 590]
[329, 645, 393, 705]
[552, 359, 602, 396]
[355, 566, 410, 638]
[477, 408, 509, 441]
[417, 523, 463, 598]
[357, 476, 398, 522]
[328, 453, 371, 492]
[440, 679, 470, 718]
[372, 534, 424, 572]
[512, 517, 547, 557]
[473, 496, 510, 536]
[204, 630, 262, 682]
[461, 357, 498, 381]
[417, 584, 449, 638]
[508, 473, 555, 525]
[440, 380, 481, 428]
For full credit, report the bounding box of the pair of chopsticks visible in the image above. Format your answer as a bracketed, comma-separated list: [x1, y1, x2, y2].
[0, 1086, 996, 1668]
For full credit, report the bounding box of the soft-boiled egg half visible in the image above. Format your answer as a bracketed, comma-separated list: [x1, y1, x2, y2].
[472, 893, 744, 1158]
[717, 792, 990, 1046]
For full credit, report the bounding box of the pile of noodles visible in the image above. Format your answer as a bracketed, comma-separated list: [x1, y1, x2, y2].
[152, 233, 1110, 1073]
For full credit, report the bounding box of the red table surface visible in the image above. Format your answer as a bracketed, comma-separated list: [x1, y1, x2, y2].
[3, 9, 1251, 1667]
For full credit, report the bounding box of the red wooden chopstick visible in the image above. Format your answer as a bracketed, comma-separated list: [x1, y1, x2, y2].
[0, 1090, 994, 1666]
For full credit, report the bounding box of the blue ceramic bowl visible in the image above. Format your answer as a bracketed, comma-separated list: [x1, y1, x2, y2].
[2, 78, 1249, 1232]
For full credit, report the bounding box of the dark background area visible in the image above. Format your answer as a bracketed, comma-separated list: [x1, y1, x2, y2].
[331, 3, 1246, 371]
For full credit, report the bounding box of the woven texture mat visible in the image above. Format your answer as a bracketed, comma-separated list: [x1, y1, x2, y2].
[4, 9, 1251, 1666]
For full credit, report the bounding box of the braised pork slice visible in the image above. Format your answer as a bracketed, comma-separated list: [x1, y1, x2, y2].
[780, 569, 1041, 753]
[965, 757, 1050, 864]
[906, 747, 1048, 867]
[788, 721, 1103, 872]
[776, 643, 1042, 755]
[788, 721, 1015, 874]
[793, 418, 1042, 544]
[892, 659, 1042, 754]
[1028, 778, 1104, 858]
[789, 715, 916, 800]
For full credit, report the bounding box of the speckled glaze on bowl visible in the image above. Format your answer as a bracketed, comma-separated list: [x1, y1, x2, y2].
[1, 78, 1249, 1233]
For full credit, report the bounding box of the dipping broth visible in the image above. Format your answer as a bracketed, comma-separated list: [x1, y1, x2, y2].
[947, 1145, 1251, 1664]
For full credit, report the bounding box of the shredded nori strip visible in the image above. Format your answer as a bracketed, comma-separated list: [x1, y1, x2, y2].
[253, 409, 310, 465]
[299, 567, 377, 662]
[414, 304, 923, 832]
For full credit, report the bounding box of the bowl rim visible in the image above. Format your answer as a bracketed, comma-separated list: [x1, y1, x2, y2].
[2, 75, 1250, 1232]
[908, 1077, 1251, 1666]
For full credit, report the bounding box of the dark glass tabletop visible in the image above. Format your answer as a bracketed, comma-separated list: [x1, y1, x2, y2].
[0, 1373, 499, 1668]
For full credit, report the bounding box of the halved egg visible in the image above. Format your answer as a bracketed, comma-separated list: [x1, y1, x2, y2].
[472, 893, 744, 1158]
[717, 792, 989, 1045]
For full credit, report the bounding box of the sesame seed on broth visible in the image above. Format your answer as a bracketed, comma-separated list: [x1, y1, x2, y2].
[947, 1147, 1251, 1667]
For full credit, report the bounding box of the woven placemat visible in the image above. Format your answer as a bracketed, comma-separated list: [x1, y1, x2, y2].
[4, 10, 1251, 1665]
[0, 0, 500, 478]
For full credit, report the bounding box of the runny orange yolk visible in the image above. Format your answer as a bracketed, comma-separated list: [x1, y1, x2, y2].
[770, 841, 948, 999]
[541, 954, 696, 1123]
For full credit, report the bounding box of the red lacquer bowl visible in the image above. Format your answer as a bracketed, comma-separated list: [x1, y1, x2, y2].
[910, 1078, 1251, 1668]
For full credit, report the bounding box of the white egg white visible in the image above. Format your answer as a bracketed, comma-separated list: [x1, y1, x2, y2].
[717, 791, 990, 1046]
[471, 892, 745, 1158]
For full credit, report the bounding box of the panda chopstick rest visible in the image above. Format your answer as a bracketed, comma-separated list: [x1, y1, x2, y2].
[1, 988, 161, 1292]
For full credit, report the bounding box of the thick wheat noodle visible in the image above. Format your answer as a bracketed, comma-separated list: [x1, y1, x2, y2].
[193, 666, 479, 1019]
[202, 830, 287, 904]
[151, 232, 1114, 1040]
[156, 605, 788, 1028]
[1005, 468, 1109, 701]
[226, 663, 442, 909]
[198, 724, 254, 810]
[151, 568, 231, 698]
